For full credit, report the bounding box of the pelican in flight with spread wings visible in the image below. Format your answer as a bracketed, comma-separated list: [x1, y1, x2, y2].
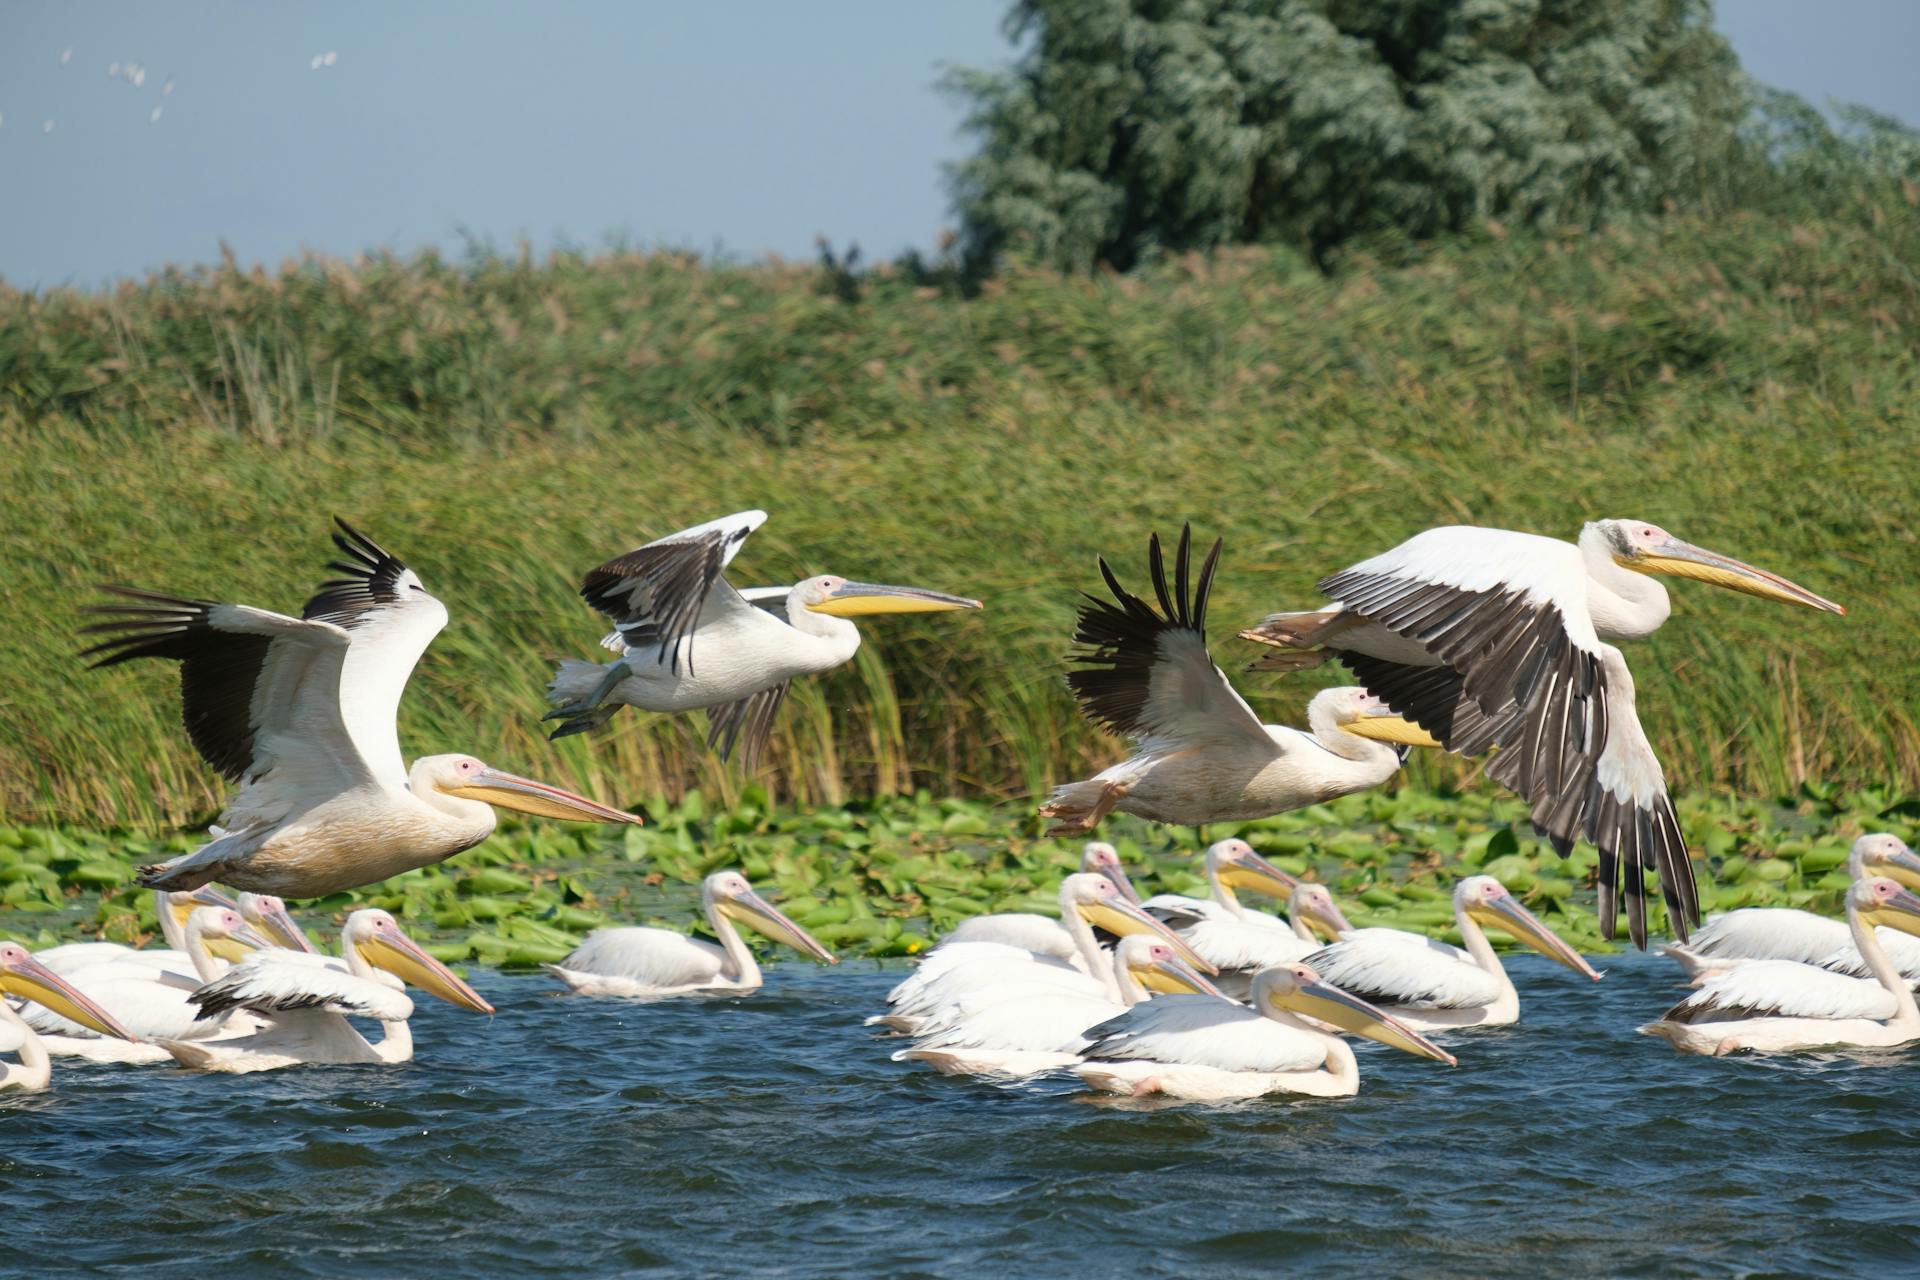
[1242, 520, 1844, 945]
[544, 510, 980, 765]
[0, 945, 138, 1091]
[84, 519, 639, 898]
[1039, 527, 1437, 834]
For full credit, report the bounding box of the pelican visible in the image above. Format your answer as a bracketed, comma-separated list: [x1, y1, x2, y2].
[894, 935, 1223, 1078]
[165, 909, 494, 1072]
[1072, 964, 1456, 1100]
[1241, 520, 1844, 945]
[941, 841, 1141, 957]
[544, 870, 838, 997]
[1141, 837, 1305, 926]
[1039, 527, 1436, 834]
[0, 944, 138, 1091]
[1663, 835, 1920, 982]
[1303, 875, 1601, 1030]
[543, 510, 981, 764]
[36, 886, 236, 976]
[235, 892, 319, 953]
[84, 519, 640, 897]
[1641, 878, 1920, 1055]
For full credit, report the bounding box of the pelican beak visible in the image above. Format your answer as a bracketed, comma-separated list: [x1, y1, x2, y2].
[1133, 952, 1225, 998]
[1078, 897, 1219, 974]
[1468, 894, 1603, 980]
[1103, 865, 1143, 906]
[723, 890, 839, 965]
[804, 582, 983, 618]
[1275, 971, 1456, 1065]
[1859, 884, 1920, 935]
[1623, 536, 1844, 614]
[1873, 845, 1920, 894]
[449, 767, 642, 825]
[1, 955, 137, 1041]
[1341, 699, 1443, 749]
[1300, 894, 1354, 942]
[361, 932, 496, 1014]
[254, 899, 316, 953]
[202, 920, 276, 964]
[1217, 852, 1301, 903]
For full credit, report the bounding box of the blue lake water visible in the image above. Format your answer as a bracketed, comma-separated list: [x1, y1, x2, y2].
[2, 951, 1914, 1278]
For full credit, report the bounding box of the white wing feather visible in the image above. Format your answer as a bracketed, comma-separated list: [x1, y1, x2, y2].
[556, 928, 728, 990]
[196, 952, 413, 1022]
[1080, 995, 1326, 1072]
[1669, 960, 1899, 1023]
[1305, 931, 1499, 1008]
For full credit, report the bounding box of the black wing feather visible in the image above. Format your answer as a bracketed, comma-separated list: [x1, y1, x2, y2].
[302, 518, 412, 627]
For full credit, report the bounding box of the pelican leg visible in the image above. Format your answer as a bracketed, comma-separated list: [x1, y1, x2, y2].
[543, 661, 633, 722]
[1040, 780, 1129, 835]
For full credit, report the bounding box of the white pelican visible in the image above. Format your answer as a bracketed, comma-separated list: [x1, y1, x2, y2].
[1303, 875, 1602, 1030]
[0, 944, 138, 1091]
[543, 510, 981, 763]
[21, 906, 274, 1063]
[84, 519, 640, 897]
[1039, 527, 1435, 834]
[544, 870, 838, 997]
[236, 892, 319, 953]
[36, 886, 236, 976]
[1641, 878, 1920, 1055]
[941, 841, 1141, 957]
[894, 935, 1222, 1078]
[1072, 963, 1456, 1100]
[1241, 520, 1844, 945]
[165, 909, 494, 1072]
[1663, 835, 1920, 982]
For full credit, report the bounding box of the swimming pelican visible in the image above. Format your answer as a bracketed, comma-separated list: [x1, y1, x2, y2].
[36, 886, 236, 976]
[941, 842, 1141, 957]
[1072, 963, 1457, 1100]
[543, 510, 981, 763]
[1663, 835, 1920, 982]
[1641, 878, 1920, 1055]
[0, 945, 138, 1091]
[1141, 837, 1303, 927]
[165, 909, 494, 1072]
[21, 907, 273, 1062]
[544, 870, 838, 997]
[894, 936, 1222, 1078]
[1303, 875, 1602, 1030]
[84, 519, 640, 897]
[236, 893, 318, 953]
[1241, 520, 1844, 945]
[1137, 839, 1351, 994]
[1039, 527, 1435, 834]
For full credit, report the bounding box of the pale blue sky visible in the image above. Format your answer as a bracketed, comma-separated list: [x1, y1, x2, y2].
[0, 1, 1914, 289]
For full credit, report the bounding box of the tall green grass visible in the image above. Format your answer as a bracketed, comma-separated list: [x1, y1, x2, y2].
[2, 197, 1916, 826]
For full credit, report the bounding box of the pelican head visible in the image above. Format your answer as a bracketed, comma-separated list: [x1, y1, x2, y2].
[1062, 873, 1217, 973]
[237, 893, 315, 953]
[705, 872, 838, 965]
[0, 943, 137, 1042]
[1329, 689, 1442, 749]
[1253, 964, 1456, 1065]
[1598, 521, 1844, 614]
[1852, 877, 1920, 935]
[423, 754, 642, 826]
[187, 906, 275, 964]
[1207, 839, 1300, 903]
[1079, 841, 1139, 904]
[347, 910, 495, 1013]
[1290, 883, 1353, 941]
[1115, 934, 1224, 997]
[162, 885, 237, 937]
[1850, 834, 1920, 892]
[1457, 876, 1602, 980]
[794, 575, 983, 619]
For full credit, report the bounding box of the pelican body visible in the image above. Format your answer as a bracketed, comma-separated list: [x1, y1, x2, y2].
[546, 871, 838, 997]
[0, 944, 138, 1091]
[1242, 520, 1843, 946]
[1041, 527, 1434, 834]
[85, 519, 639, 897]
[545, 510, 980, 765]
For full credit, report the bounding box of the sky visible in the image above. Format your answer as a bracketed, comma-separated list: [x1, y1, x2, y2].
[1, 1, 1916, 290]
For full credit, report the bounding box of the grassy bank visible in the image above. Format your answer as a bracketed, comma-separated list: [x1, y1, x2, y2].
[2, 197, 1917, 826]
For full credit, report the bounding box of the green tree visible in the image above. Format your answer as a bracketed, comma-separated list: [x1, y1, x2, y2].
[947, 0, 1751, 272]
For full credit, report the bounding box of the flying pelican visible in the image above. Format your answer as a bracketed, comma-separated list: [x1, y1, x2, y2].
[37, 886, 236, 976]
[165, 909, 494, 1072]
[1240, 520, 1844, 945]
[0, 944, 138, 1091]
[1039, 527, 1436, 834]
[1663, 835, 1920, 983]
[83, 519, 640, 897]
[1072, 963, 1456, 1101]
[940, 841, 1141, 957]
[894, 935, 1223, 1078]
[544, 870, 838, 997]
[543, 510, 981, 764]
[1303, 876, 1601, 1030]
[1641, 878, 1920, 1055]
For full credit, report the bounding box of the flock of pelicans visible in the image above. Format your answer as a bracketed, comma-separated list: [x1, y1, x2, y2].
[7, 507, 1911, 1103]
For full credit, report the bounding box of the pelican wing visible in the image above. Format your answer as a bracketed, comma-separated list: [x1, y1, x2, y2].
[910, 991, 1122, 1054]
[1081, 994, 1326, 1072]
[555, 928, 727, 989]
[192, 953, 414, 1023]
[578, 510, 767, 671]
[1659, 959, 1899, 1024]
[1303, 933, 1502, 1009]
[1689, 908, 1851, 966]
[704, 680, 790, 768]
[1185, 917, 1315, 972]
[1066, 527, 1269, 751]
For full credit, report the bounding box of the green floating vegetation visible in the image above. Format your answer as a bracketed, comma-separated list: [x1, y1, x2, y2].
[2, 783, 1913, 969]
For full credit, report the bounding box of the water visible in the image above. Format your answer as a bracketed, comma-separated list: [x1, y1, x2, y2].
[2, 952, 1915, 1278]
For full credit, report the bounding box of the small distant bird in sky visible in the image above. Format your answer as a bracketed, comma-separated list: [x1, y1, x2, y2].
[61, 48, 73, 65]
[309, 51, 338, 70]
[43, 119, 55, 134]
[108, 60, 120, 76]
[163, 76, 176, 95]
[150, 106, 163, 125]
